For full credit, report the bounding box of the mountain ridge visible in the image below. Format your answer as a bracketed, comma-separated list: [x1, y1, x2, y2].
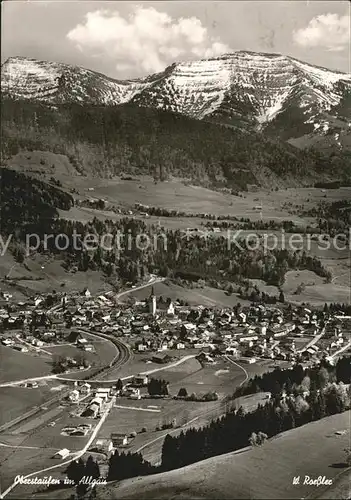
[2, 52, 350, 150]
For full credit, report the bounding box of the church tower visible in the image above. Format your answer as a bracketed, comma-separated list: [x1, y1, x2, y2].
[149, 286, 157, 316]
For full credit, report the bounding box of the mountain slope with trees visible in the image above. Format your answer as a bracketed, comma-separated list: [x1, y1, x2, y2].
[2, 98, 350, 189]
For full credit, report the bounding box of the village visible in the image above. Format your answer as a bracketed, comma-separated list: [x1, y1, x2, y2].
[1, 285, 350, 370]
[0, 281, 350, 489]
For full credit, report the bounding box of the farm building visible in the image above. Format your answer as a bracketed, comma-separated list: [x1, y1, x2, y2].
[95, 438, 113, 453]
[240, 357, 257, 364]
[26, 381, 38, 388]
[91, 397, 103, 407]
[54, 448, 70, 459]
[133, 374, 148, 386]
[13, 344, 28, 352]
[2, 338, 14, 346]
[196, 352, 214, 364]
[32, 338, 44, 347]
[152, 353, 172, 364]
[83, 403, 100, 418]
[95, 388, 111, 400]
[68, 331, 85, 343]
[111, 433, 130, 447]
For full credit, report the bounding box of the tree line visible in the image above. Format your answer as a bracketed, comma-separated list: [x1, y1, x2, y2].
[233, 357, 351, 399]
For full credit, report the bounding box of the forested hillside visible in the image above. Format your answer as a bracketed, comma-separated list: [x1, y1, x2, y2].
[0, 167, 73, 234]
[2, 99, 350, 190]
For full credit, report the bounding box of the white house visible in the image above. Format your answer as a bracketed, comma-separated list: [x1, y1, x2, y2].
[69, 389, 80, 402]
[83, 344, 94, 352]
[239, 312, 247, 323]
[81, 382, 91, 395]
[129, 388, 141, 400]
[167, 301, 175, 316]
[77, 337, 88, 346]
[95, 387, 111, 397]
[32, 338, 44, 347]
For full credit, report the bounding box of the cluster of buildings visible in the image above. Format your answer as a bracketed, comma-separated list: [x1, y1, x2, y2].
[128, 294, 350, 365]
[0, 284, 350, 372]
[80, 387, 115, 418]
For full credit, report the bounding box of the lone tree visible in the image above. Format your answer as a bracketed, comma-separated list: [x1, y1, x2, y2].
[249, 432, 258, 446]
[249, 431, 267, 447]
[177, 387, 188, 398]
[116, 378, 123, 392]
[344, 448, 351, 466]
[85, 455, 100, 479]
[256, 431, 268, 445]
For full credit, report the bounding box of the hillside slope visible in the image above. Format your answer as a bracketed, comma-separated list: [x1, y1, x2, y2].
[94, 412, 350, 500]
[2, 98, 350, 189]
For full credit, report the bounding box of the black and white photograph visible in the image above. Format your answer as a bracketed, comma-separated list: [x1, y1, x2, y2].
[0, 0, 350, 498]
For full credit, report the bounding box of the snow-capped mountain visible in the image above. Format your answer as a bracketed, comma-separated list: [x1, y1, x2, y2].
[1, 56, 149, 104]
[131, 52, 351, 147]
[2, 52, 351, 147]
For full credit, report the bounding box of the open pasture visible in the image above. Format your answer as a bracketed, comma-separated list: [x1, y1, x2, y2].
[121, 281, 250, 308]
[0, 384, 55, 427]
[72, 177, 351, 223]
[282, 270, 351, 306]
[0, 251, 114, 296]
[104, 351, 200, 381]
[107, 411, 351, 500]
[0, 446, 56, 493]
[46, 333, 117, 370]
[0, 344, 52, 384]
[99, 397, 222, 463]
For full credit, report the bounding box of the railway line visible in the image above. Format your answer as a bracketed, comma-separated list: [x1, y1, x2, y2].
[0, 331, 131, 434]
[0, 278, 158, 434]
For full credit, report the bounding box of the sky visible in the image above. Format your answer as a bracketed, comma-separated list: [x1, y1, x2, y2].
[1, 1, 350, 79]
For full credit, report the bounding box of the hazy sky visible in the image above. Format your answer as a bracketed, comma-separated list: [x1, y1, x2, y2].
[2, 1, 350, 78]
